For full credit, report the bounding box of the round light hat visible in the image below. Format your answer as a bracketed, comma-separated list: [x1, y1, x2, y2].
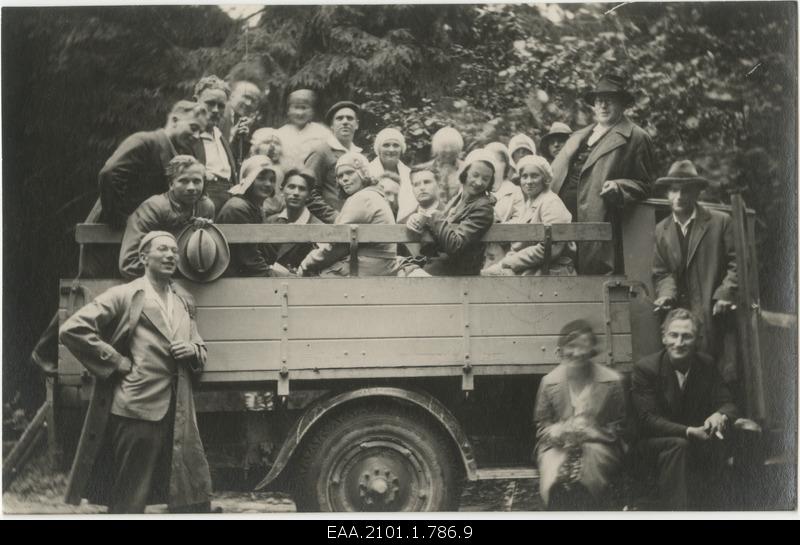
[177, 223, 230, 282]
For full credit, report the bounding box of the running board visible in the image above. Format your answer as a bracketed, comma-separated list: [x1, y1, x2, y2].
[474, 467, 539, 480]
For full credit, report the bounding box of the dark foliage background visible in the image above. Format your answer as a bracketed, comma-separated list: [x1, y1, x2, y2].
[2, 3, 796, 405]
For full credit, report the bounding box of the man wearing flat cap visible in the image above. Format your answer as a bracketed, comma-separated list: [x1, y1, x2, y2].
[304, 100, 363, 223]
[652, 160, 738, 381]
[551, 73, 655, 274]
[60, 230, 213, 513]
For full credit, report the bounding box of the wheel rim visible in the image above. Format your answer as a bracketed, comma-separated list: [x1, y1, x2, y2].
[325, 439, 435, 511]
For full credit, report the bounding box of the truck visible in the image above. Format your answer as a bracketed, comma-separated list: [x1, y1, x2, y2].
[51, 196, 779, 512]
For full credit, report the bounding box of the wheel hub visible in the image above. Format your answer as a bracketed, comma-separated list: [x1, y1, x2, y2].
[359, 465, 400, 506]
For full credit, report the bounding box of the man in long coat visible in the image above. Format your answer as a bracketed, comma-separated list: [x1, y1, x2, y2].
[652, 160, 738, 381]
[60, 231, 212, 513]
[551, 73, 655, 274]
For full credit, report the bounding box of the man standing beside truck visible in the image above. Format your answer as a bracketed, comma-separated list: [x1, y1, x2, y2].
[60, 231, 213, 514]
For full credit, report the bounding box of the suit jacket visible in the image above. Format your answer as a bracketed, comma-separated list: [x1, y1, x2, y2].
[632, 349, 738, 439]
[216, 195, 277, 277]
[653, 205, 738, 369]
[60, 277, 211, 508]
[304, 138, 363, 224]
[98, 129, 180, 229]
[266, 208, 323, 269]
[191, 130, 238, 184]
[550, 116, 654, 273]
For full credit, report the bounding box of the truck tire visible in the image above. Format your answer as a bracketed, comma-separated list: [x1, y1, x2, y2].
[293, 404, 461, 512]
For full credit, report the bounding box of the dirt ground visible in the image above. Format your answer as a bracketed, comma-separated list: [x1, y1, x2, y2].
[3, 451, 542, 514]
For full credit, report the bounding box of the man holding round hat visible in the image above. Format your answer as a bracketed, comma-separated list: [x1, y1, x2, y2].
[304, 100, 363, 223]
[216, 155, 292, 277]
[60, 231, 213, 513]
[276, 89, 332, 169]
[550, 72, 655, 274]
[652, 159, 738, 380]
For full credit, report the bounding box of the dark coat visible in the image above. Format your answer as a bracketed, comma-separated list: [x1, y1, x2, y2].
[60, 277, 212, 509]
[653, 205, 738, 379]
[266, 209, 323, 270]
[216, 195, 277, 276]
[422, 191, 496, 276]
[191, 132, 237, 185]
[303, 139, 362, 224]
[550, 117, 655, 273]
[98, 129, 181, 229]
[632, 349, 738, 439]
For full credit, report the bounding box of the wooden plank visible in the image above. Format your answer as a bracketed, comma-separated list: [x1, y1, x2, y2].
[194, 302, 630, 341]
[195, 334, 632, 372]
[61, 276, 629, 308]
[75, 222, 612, 244]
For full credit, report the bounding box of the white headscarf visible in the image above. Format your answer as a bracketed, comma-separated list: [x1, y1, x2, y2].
[373, 127, 407, 156]
[230, 155, 284, 195]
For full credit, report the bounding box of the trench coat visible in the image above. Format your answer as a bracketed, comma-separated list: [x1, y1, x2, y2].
[550, 116, 654, 273]
[652, 205, 739, 381]
[59, 277, 212, 509]
[534, 362, 627, 505]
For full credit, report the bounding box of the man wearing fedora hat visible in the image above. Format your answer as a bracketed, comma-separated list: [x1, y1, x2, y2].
[119, 155, 216, 280]
[550, 72, 654, 274]
[304, 100, 363, 223]
[60, 231, 213, 513]
[652, 159, 738, 380]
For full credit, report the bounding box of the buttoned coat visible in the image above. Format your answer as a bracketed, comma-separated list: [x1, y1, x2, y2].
[632, 349, 738, 438]
[60, 277, 212, 508]
[550, 116, 654, 273]
[534, 362, 627, 504]
[652, 205, 738, 379]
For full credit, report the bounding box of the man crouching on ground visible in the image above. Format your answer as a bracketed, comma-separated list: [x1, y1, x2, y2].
[60, 231, 213, 514]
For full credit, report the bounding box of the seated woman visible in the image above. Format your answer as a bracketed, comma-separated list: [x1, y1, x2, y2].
[118, 155, 215, 279]
[299, 153, 397, 277]
[216, 155, 292, 277]
[266, 167, 322, 272]
[485, 142, 524, 223]
[249, 128, 286, 216]
[534, 320, 627, 510]
[405, 149, 496, 276]
[481, 155, 575, 276]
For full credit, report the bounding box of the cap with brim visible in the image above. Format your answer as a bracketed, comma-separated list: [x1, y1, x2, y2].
[138, 231, 177, 256]
[177, 224, 230, 283]
[583, 74, 635, 107]
[325, 101, 360, 125]
[230, 156, 284, 196]
[539, 122, 573, 154]
[654, 159, 710, 189]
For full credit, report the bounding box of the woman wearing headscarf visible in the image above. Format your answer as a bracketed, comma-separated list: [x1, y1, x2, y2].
[485, 142, 525, 223]
[534, 320, 627, 510]
[216, 155, 292, 277]
[368, 128, 416, 224]
[481, 155, 575, 277]
[299, 152, 397, 277]
[508, 133, 537, 170]
[539, 122, 572, 163]
[406, 149, 497, 276]
[419, 127, 465, 205]
[248, 128, 288, 216]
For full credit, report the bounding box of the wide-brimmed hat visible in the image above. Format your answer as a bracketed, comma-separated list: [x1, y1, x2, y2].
[177, 223, 230, 283]
[324, 100, 360, 125]
[458, 149, 500, 185]
[539, 122, 573, 154]
[230, 155, 284, 196]
[583, 73, 635, 108]
[654, 160, 710, 189]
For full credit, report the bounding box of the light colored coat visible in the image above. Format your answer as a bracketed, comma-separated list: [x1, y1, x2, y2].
[550, 116, 654, 273]
[492, 180, 525, 223]
[60, 277, 211, 509]
[534, 362, 626, 505]
[368, 157, 415, 223]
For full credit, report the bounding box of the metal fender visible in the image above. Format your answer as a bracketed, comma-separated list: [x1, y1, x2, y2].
[254, 387, 478, 490]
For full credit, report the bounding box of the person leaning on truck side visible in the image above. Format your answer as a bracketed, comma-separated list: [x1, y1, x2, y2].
[60, 231, 213, 514]
[405, 149, 497, 276]
[481, 155, 575, 277]
[118, 156, 215, 280]
[266, 167, 323, 272]
[651, 160, 738, 383]
[550, 72, 655, 274]
[631, 308, 738, 510]
[534, 319, 627, 510]
[298, 152, 397, 277]
[216, 155, 292, 277]
[304, 101, 364, 223]
[192, 75, 238, 213]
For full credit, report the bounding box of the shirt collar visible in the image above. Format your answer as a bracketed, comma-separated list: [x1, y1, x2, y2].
[327, 134, 362, 154]
[200, 126, 222, 141]
[278, 207, 312, 224]
[672, 207, 697, 230]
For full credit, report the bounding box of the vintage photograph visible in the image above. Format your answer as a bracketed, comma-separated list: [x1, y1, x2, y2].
[1, 2, 797, 516]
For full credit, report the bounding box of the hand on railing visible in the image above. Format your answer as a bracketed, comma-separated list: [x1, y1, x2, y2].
[192, 217, 214, 229]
